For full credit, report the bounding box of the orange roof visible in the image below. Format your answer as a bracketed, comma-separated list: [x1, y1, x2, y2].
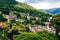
[0, 23, 2, 27]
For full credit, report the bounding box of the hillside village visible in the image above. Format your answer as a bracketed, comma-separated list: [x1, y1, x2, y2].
[0, 11, 55, 33]
[0, 0, 60, 40]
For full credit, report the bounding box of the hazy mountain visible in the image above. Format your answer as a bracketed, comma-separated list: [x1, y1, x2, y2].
[40, 8, 60, 14]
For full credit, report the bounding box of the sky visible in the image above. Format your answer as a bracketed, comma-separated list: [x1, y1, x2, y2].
[16, 0, 60, 9]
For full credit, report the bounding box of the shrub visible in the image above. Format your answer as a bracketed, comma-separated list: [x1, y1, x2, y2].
[0, 14, 7, 22]
[36, 30, 58, 40]
[14, 30, 58, 40]
[14, 32, 39, 40]
[0, 30, 9, 40]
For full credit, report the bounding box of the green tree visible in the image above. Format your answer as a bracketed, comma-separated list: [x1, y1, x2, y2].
[0, 0, 16, 5]
[50, 13, 60, 39]
[0, 14, 7, 22]
[36, 30, 58, 40]
[14, 30, 58, 40]
[0, 0, 16, 14]
[1, 22, 26, 40]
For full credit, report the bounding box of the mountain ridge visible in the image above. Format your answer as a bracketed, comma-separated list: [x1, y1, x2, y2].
[40, 8, 60, 14]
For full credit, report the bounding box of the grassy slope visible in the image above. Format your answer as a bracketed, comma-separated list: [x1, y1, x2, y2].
[14, 2, 36, 10]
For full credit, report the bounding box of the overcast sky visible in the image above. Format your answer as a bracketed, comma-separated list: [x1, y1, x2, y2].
[16, 0, 60, 9]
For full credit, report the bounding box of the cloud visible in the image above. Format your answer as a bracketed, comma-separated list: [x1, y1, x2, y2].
[51, 2, 60, 8]
[16, 0, 26, 3]
[16, 0, 60, 3]
[29, 2, 51, 9]
[16, 0, 60, 9]
[29, 1, 60, 9]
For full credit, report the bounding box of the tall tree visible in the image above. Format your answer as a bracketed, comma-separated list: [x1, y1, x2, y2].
[0, 0, 16, 5]
[0, 0, 16, 22]
[50, 13, 60, 39]
[0, 14, 7, 22]
[0, 0, 16, 13]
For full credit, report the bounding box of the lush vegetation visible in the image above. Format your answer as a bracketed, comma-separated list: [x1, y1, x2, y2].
[0, 14, 7, 22]
[14, 30, 58, 40]
[50, 13, 60, 39]
[0, 0, 59, 40]
[0, 0, 51, 25]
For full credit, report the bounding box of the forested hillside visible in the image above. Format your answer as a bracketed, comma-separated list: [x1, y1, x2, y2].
[0, 0, 58, 40]
[0, 0, 51, 25]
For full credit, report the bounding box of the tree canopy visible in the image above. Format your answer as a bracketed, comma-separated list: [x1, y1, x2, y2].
[0, 0, 16, 5]
[50, 13, 60, 26]
[50, 13, 60, 39]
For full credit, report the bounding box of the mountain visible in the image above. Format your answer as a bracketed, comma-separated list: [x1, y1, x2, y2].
[40, 8, 60, 14]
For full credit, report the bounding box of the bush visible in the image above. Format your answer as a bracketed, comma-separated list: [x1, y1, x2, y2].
[0, 14, 7, 22]
[14, 30, 58, 40]
[14, 32, 39, 40]
[0, 30, 9, 40]
[1, 22, 26, 40]
[36, 30, 58, 40]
